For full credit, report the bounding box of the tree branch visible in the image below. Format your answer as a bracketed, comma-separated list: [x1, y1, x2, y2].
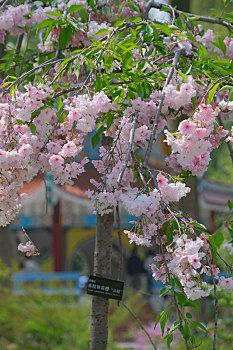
[145, 1, 233, 30]
[2, 58, 63, 95]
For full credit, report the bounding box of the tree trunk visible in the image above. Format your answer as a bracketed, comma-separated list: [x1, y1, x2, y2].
[172, 0, 190, 12]
[0, 227, 13, 267]
[90, 212, 114, 350]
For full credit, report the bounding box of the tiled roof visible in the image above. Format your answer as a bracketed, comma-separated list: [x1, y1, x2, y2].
[19, 164, 99, 198]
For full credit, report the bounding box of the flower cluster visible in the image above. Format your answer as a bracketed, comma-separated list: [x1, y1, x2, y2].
[0, 86, 112, 225]
[165, 105, 228, 175]
[151, 232, 209, 300]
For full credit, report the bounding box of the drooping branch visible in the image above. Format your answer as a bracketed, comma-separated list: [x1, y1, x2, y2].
[120, 301, 157, 350]
[206, 256, 218, 350]
[142, 48, 186, 167]
[117, 112, 139, 185]
[145, 1, 233, 30]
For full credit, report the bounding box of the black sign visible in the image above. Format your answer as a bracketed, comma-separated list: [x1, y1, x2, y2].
[86, 275, 124, 300]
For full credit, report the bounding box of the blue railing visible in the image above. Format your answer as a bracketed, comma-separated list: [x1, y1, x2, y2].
[13, 271, 88, 295]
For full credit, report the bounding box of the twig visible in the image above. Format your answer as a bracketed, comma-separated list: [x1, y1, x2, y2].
[206, 256, 218, 350]
[145, 1, 233, 31]
[120, 300, 157, 350]
[181, 217, 233, 271]
[157, 232, 189, 350]
[164, 203, 182, 236]
[15, 33, 24, 56]
[49, 56, 78, 86]
[217, 114, 233, 164]
[216, 251, 233, 271]
[117, 112, 139, 185]
[143, 48, 186, 167]
[131, 151, 147, 187]
[0, 0, 10, 8]
[202, 75, 233, 104]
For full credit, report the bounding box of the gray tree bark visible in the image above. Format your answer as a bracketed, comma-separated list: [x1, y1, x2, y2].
[90, 212, 114, 350]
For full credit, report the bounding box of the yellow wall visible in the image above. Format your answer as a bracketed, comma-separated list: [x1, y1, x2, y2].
[66, 227, 137, 262]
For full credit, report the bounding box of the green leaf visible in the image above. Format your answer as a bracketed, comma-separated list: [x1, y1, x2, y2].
[87, 0, 95, 9]
[78, 7, 87, 22]
[190, 335, 196, 346]
[186, 312, 192, 319]
[214, 231, 224, 248]
[177, 293, 187, 308]
[155, 23, 172, 36]
[190, 320, 208, 333]
[42, 25, 53, 43]
[160, 288, 169, 297]
[184, 300, 199, 317]
[207, 82, 220, 104]
[106, 114, 114, 130]
[166, 225, 172, 245]
[182, 169, 190, 182]
[160, 311, 169, 336]
[122, 51, 133, 70]
[36, 18, 56, 30]
[176, 16, 185, 30]
[154, 310, 167, 330]
[218, 85, 232, 93]
[45, 11, 63, 17]
[177, 70, 188, 80]
[91, 125, 104, 148]
[132, 17, 142, 23]
[68, 4, 83, 13]
[57, 98, 63, 112]
[0, 82, 11, 88]
[92, 28, 109, 37]
[198, 42, 207, 58]
[188, 222, 206, 230]
[167, 334, 173, 349]
[213, 38, 226, 56]
[183, 324, 190, 341]
[128, 1, 140, 12]
[228, 200, 233, 211]
[113, 19, 125, 28]
[136, 84, 144, 98]
[59, 26, 73, 49]
[30, 124, 37, 135]
[208, 234, 217, 259]
[74, 60, 80, 80]
[228, 88, 233, 101]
